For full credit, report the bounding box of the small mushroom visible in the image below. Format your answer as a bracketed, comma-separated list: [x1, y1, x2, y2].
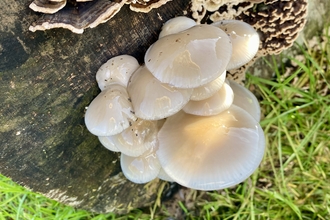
[98, 136, 120, 152]
[183, 80, 233, 116]
[120, 146, 161, 184]
[84, 83, 137, 136]
[229, 80, 261, 122]
[190, 71, 226, 101]
[96, 55, 140, 90]
[159, 16, 197, 38]
[107, 119, 160, 157]
[127, 65, 192, 120]
[145, 24, 232, 88]
[157, 105, 265, 190]
[212, 20, 259, 70]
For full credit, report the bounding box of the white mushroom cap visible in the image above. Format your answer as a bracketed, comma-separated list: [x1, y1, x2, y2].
[120, 147, 161, 184]
[159, 16, 197, 38]
[190, 71, 226, 101]
[229, 80, 261, 122]
[157, 105, 265, 190]
[98, 136, 120, 152]
[145, 24, 232, 88]
[183, 80, 233, 116]
[84, 83, 137, 136]
[96, 55, 140, 90]
[127, 65, 193, 120]
[212, 20, 259, 70]
[110, 119, 160, 157]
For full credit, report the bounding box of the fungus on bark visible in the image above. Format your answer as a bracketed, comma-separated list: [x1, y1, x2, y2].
[28, 0, 173, 33]
[85, 16, 266, 190]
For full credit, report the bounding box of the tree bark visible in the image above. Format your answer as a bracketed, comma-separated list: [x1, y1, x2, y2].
[0, 0, 189, 213]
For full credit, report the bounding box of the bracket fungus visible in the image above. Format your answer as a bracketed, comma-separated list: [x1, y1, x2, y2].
[85, 16, 266, 190]
[28, 0, 173, 33]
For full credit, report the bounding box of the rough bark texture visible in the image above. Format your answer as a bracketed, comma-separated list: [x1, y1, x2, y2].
[0, 0, 189, 214]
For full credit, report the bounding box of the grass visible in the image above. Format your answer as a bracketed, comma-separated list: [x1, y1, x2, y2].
[1, 29, 330, 219]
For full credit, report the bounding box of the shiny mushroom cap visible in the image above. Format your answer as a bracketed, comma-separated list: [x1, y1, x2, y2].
[190, 71, 226, 101]
[157, 105, 265, 190]
[183, 80, 234, 116]
[159, 16, 197, 38]
[120, 146, 161, 184]
[145, 24, 232, 88]
[98, 136, 120, 152]
[84, 83, 137, 136]
[96, 55, 140, 90]
[212, 20, 259, 70]
[108, 119, 161, 157]
[127, 65, 192, 120]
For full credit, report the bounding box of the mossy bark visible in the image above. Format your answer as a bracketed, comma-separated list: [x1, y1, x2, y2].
[0, 0, 189, 214]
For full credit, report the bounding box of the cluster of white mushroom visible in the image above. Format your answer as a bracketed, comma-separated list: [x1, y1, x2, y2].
[85, 16, 265, 191]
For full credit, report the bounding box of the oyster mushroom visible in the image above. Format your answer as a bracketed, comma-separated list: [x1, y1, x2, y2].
[145, 24, 232, 88]
[157, 105, 265, 190]
[183, 80, 234, 116]
[105, 119, 161, 157]
[96, 55, 140, 90]
[212, 20, 260, 70]
[84, 83, 137, 136]
[190, 71, 226, 101]
[127, 65, 192, 120]
[98, 136, 120, 152]
[120, 146, 161, 184]
[158, 16, 197, 38]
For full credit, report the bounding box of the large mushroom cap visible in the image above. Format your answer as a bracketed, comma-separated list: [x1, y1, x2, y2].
[84, 83, 137, 136]
[145, 24, 232, 88]
[157, 105, 265, 190]
[127, 65, 192, 120]
[96, 55, 140, 90]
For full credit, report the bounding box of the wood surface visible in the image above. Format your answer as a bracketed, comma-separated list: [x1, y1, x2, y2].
[0, 0, 190, 213]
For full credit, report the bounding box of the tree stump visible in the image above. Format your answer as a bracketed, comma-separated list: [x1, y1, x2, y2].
[0, 0, 190, 214]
